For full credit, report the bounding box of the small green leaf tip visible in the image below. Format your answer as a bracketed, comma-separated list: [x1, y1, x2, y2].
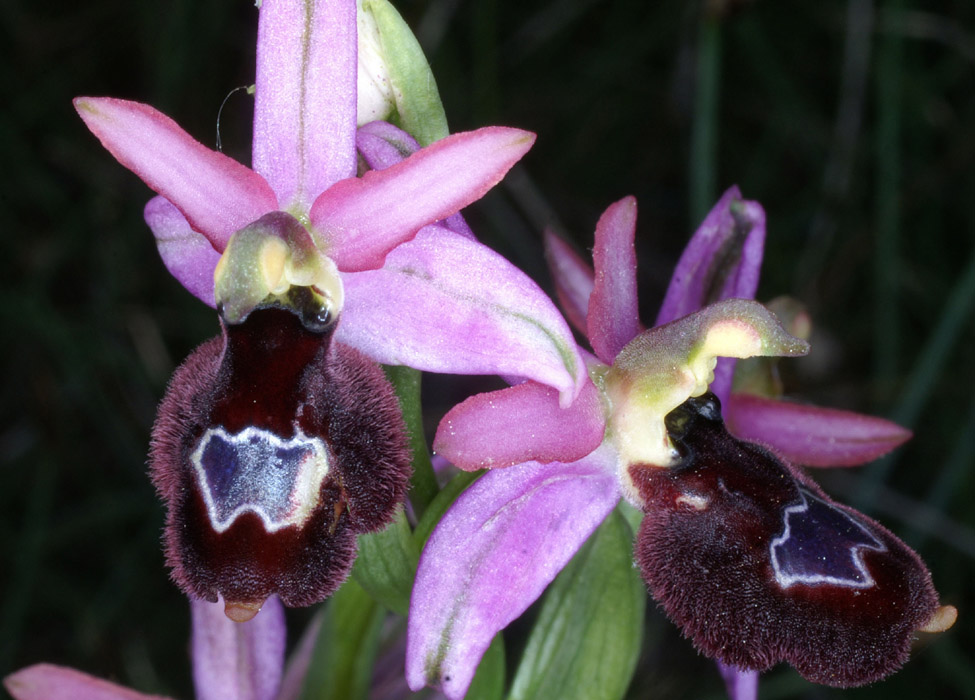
[605, 299, 809, 489]
[214, 211, 344, 327]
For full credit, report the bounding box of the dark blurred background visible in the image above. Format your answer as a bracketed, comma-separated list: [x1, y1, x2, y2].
[2, 0, 973, 698]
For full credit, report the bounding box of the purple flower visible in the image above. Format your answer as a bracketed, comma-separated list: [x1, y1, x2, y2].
[4, 598, 287, 700]
[406, 189, 953, 698]
[74, 0, 586, 619]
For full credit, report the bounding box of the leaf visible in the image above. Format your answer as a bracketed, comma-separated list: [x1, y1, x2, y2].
[352, 507, 418, 615]
[298, 579, 384, 700]
[383, 365, 438, 517]
[465, 635, 506, 700]
[507, 510, 645, 700]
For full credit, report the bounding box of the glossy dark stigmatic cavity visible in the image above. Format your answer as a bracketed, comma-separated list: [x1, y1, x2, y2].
[631, 393, 939, 687]
[150, 305, 410, 612]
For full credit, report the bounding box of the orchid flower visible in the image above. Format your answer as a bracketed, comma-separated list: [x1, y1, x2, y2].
[74, 0, 585, 620]
[4, 598, 287, 700]
[407, 188, 956, 699]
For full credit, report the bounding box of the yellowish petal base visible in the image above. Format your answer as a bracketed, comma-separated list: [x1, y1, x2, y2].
[224, 599, 264, 623]
[918, 604, 957, 634]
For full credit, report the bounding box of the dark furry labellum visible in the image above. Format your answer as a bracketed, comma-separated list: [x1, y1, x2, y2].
[150, 306, 410, 620]
[630, 393, 941, 686]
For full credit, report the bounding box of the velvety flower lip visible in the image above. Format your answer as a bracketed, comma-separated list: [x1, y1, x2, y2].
[151, 301, 410, 616]
[632, 392, 949, 687]
[3, 597, 286, 700]
[74, 0, 585, 401]
[409, 187, 943, 699]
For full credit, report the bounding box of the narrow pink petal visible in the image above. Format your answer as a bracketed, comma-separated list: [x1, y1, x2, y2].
[655, 186, 766, 402]
[406, 450, 620, 699]
[74, 97, 277, 251]
[145, 196, 220, 306]
[726, 393, 912, 467]
[434, 380, 605, 470]
[543, 229, 594, 335]
[655, 187, 765, 324]
[253, 0, 357, 208]
[336, 226, 586, 405]
[3, 664, 170, 700]
[192, 596, 286, 700]
[357, 123, 475, 240]
[311, 127, 535, 271]
[587, 196, 641, 364]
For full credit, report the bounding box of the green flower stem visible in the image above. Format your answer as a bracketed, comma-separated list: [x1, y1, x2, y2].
[299, 578, 385, 700]
[384, 365, 438, 519]
[352, 506, 419, 615]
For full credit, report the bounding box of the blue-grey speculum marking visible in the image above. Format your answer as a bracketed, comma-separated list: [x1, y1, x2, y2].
[190, 426, 330, 533]
[770, 487, 887, 589]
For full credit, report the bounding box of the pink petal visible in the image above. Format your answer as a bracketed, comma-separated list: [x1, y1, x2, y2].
[74, 97, 277, 251]
[726, 393, 912, 467]
[406, 450, 620, 699]
[253, 0, 357, 209]
[310, 127, 535, 271]
[717, 662, 758, 700]
[336, 226, 586, 405]
[357, 122, 475, 240]
[434, 379, 605, 471]
[543, 229, 594, 335]
[655, 187, 766, 403]
[357, 121, 421, 169]
[587, 196, 641, 364]
[655, 187, 765, 324]
[192, 596, 286, 700]
[145, 196, 220, 306]
[3, 664, 170, 700]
